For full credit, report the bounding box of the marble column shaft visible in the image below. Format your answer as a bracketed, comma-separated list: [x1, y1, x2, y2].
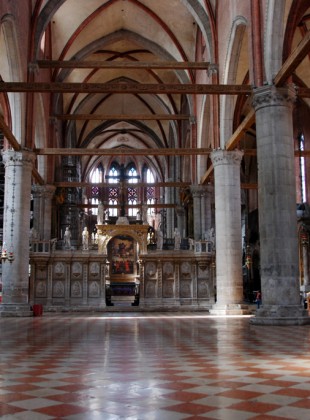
[32, 185, 55, 240]
[252, 85, 309, 324]
[176, 206, 185, 238]
[1, 150, 36, 305]
[210, 149, 244, 307]
[165, 180, 174, 237]
[191, 185, 203, 240]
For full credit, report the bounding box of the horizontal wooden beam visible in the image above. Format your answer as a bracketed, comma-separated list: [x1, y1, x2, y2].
[0, 82, 252, 95]
[54, 113, 190, 121]
[274, 30, 310, 86]
[35, 147, 212, 156]
[37, 60, 212, 70]
[54, 181, 190, 188]
[295, 149, 310, 157]
[241, 183, 257, 189]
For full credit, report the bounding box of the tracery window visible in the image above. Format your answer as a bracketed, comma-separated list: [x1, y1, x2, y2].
[108, 165, 120, 217]
[146, 168, 155, 215]
[90, 167, 103, 216]
[127, 166, 138, 217]
[298, 132, 307, 203]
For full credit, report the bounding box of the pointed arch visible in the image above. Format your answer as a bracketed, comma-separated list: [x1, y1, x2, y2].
[220, 16, 248, 147]
[264, 0, 286, 83]
[0, 14, 25, 143]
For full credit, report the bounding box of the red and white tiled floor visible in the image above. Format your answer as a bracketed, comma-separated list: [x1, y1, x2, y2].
[0, 312, 309, 419]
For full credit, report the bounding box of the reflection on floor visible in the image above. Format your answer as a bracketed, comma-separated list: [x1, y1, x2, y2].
[0, 312, 309, 419]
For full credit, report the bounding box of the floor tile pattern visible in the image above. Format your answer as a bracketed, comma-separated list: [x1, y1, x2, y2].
[0, 313, 309, 419]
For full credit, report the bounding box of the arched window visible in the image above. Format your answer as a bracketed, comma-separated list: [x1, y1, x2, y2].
[108, 165, 120, 217]
[298, 132, 307, 203]
[90, 167, 103, 216]
[146, 168, 155, 215]
[127, 166, 138, 216]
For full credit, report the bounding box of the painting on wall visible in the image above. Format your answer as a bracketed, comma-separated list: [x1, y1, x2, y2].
[109, 235, 136, 276]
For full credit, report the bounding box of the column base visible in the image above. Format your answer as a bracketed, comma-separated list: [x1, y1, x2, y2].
[209, 303, 251, 315]
[250, 305, 310, 325]
[0, 304, 33, 317]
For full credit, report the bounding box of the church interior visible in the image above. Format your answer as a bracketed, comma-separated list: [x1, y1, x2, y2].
[0, 0, 310, 321]
[0, 1, 310, 418]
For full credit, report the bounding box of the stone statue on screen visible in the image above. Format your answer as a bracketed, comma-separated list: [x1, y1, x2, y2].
[63, 226, 71, 249]
[174, 228, 181, 250]
[82, 227, 89, 250]
[156, 229, 163, 250]
[97, 202, 104, 224]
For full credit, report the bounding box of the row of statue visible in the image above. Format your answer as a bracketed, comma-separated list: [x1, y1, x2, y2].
[31, 224, 215, 252]
[61, 226, 180, 251]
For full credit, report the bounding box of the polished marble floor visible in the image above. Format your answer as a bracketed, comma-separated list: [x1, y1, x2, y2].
[0, 312, 309, 419]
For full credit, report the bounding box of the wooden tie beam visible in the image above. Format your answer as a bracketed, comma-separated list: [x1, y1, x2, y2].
[0, 82, 252, 95]
[54, 114, 190, 121]
[54, 181, 190, 188]
[35, 147, 212, 156]
[36, 60, 212, 70]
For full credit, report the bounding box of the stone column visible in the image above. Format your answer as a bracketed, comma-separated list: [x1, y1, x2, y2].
[31, 184, 55, 240]
[191, 185, 202, 240]
[200, 187, 207, 237]
[32, 185, 43, 240]
[42, 185, 56, 240]
[205, 185, 214, 232]
[165, 180, 174, 238]
[210, 149, 248, 315]
[302, 245, 309, 287]
[176, 206, 185, 238]
[0, 150, 36, 316]
[252, 86, 309, 325]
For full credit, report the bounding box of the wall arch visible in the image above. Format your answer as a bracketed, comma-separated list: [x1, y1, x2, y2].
[220, 16, 248, 147]
[0, 14, 25, 142]
[264, 0, 286, 83]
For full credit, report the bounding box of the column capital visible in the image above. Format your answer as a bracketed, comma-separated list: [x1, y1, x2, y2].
[32, 184, 56, 199]
[190, 184, 205, 197]
[210, 149, 243, 167]
[252, 85, 296, 111]
[2, 149, 36, 169]
[43, 184, 56, 199]
[175, 205, 185, 216]
[32, 184, 44, 198]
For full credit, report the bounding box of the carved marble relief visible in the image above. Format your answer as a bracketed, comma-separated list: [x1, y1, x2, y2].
[145, 280, 156, 298]
[181, 261, 191, 276]
[89, 262, 100, 278]
[36, 266, 48, 280]
[180, 280, 192, 298]
[35, 280, 47, 298]
[54, 262, 65, 278]
[163, 280, 174, 298]
[71, 281, 82, 297]
[52, 280, 65, 298]
[89, 281, 100, 297]
[163, 262, 174, 279]
[72, 262, 82, 278]
[197, 279, 210, 298]
[145, 261, 157, 278]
